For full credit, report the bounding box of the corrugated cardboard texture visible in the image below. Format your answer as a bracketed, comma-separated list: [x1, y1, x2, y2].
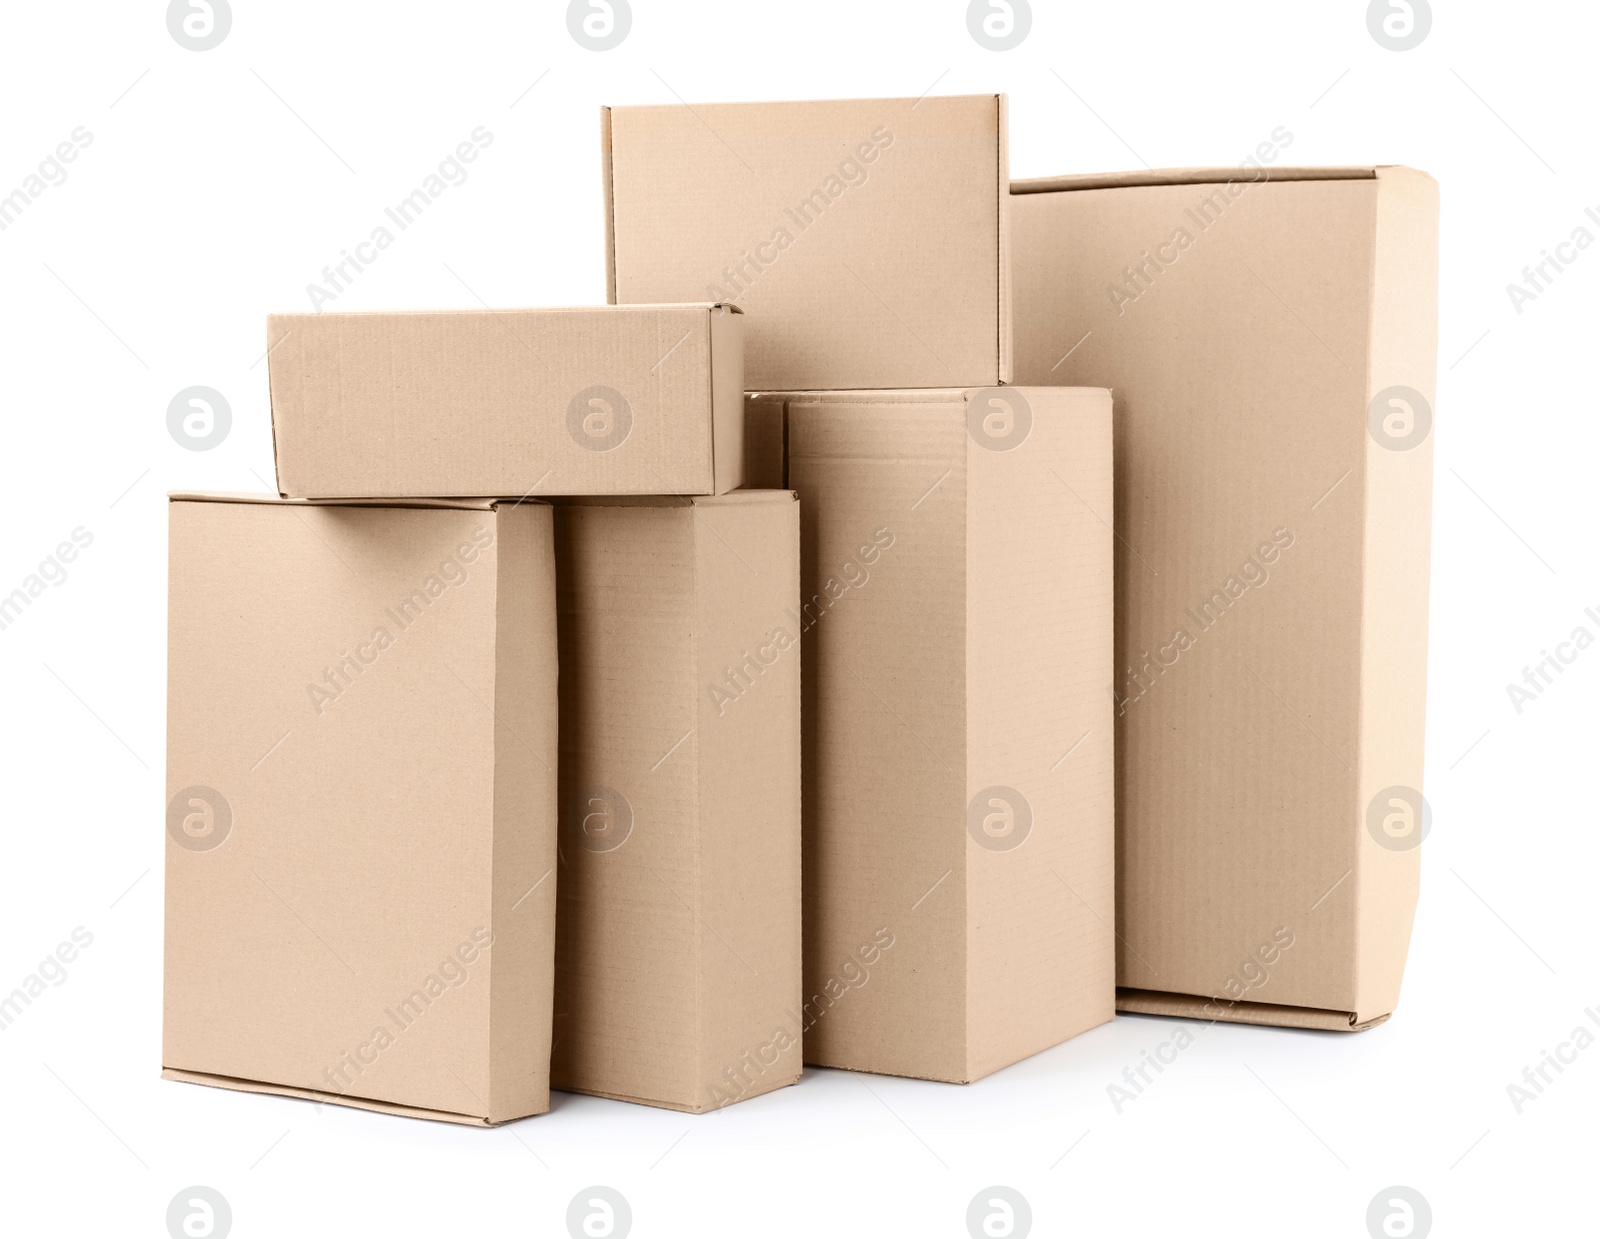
[550, 493, 802, 1112]
[1011, 167, 1437, 1029]
[605, 96, 1010, 390]
[267, 304, 744, 498]
[163, 495, 558, 1123]
[775, 388, 1114, 1082]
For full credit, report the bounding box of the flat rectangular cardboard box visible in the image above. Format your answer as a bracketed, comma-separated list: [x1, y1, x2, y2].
[267, 303, 745, 498]
[604, 95, 1010, 391]
[764, 387, 1114, 1082]
[1011, 165, 1438, 1030]
[163, 493, 559, 1124]
[550, 492, 802, 1111]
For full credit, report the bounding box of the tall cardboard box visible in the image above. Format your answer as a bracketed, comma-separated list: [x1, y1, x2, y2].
[550, 492, 803, 1111]
[163, 494, 559, 1123]
[267, 304, 745, 498]
[759, 387, 1114, 1082]
[604, 95, 1010, 391]
[1011, 166, 1438, 1030]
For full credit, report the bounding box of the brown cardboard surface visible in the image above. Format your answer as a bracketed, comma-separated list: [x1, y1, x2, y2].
[766, 387, 1114, 1082]
[163, 494, 558, 1124]
[550, 492, 802, 1112]
[743, 396, 786, 491]
[1010, 166, 1437, 1029]
[605, 95, 1009, 390]
[267, 304, 744, 499]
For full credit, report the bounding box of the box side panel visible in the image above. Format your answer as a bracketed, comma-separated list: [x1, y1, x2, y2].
[551, 505, 701, 1108]
[487, 505, 559, 1121]
[710, 306, 747, 494]
[164, 501, 501, 1116]
[995, 94, 1013, 384]
[964, 387, 1116, 1081]
[601, 107, 617, 304]
[1352, 169, 1438, 1022]
[786, 399, 968, 1082]
[692, 495, 804, 1109]
[265, 307, 719, 498]
[1011, 181, 1376, 1015]
[608, 96, 1003, 390]
[264, 319, 292, 496]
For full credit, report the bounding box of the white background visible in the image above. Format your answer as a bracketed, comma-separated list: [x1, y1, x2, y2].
[1, 1, 1594, 1235]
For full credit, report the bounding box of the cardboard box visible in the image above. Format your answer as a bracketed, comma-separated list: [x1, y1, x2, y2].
[1011, 166, 1438, 1030]
[604, 95, 1010, 391]
[550, 492, 802, 1111]
[763, 387, 1114, 1082]
[163, 493, 558, 1124]
[267, 304, 745, 498]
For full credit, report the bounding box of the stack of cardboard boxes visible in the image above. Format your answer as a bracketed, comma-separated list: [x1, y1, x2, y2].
[162, 95, 1437, 1124]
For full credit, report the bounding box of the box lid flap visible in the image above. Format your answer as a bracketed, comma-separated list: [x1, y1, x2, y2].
[1013, 166, 1382, 194]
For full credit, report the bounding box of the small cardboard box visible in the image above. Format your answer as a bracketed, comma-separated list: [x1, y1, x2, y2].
[163, 493, 558, 1124]
[1011, 166, 1438, 1030]
[761, 387, 1115, 1082]
[550, 492, 802, 1111]
[604, 95, 1010, 391]
[267, 304, 745, 498]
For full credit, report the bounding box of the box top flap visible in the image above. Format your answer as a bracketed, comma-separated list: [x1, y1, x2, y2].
[1012, 166, 1385, 194]
[604, 92, 1001, 115]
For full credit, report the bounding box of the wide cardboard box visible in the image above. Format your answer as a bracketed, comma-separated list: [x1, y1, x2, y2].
[1011, 166, 1438, 1030]
[550, 492, 802, 1111]
[267, 304, 745, 498]
[163, 493, 558, 1124]
[605, 95, 1010, 391]
[760, 387, 1114, 1082]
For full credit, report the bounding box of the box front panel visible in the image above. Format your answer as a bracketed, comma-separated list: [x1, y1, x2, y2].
[609, 96, 1004, 390]
[786, 401, 968, 1081]
[269, 307, 720, 498]
[551, 504, 702, 1107]
[164, 502, 505, 1116]
[692, 495, 803, 1109]
[1013, 180, 1377, 1016]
